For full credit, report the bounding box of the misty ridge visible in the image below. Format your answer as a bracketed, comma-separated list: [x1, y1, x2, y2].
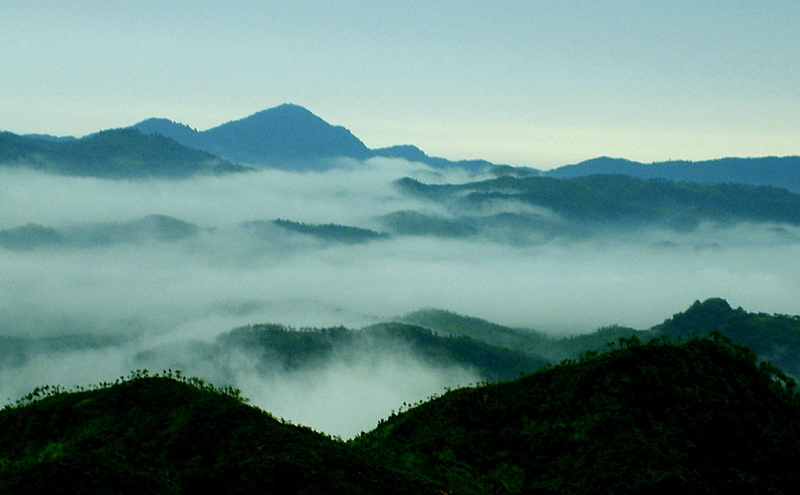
[3, 104, 800, 438]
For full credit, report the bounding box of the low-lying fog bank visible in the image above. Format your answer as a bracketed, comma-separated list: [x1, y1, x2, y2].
[2, 160, 799, 436]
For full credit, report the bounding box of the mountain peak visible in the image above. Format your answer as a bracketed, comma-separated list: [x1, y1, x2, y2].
[197, 104, 370, 164]
[654, 298, 741, 338]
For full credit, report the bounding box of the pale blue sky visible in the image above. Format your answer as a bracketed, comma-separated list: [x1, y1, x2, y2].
[2, 1, 798, 168]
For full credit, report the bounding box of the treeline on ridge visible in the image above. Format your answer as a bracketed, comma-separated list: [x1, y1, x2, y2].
[3, 331, 800, 493]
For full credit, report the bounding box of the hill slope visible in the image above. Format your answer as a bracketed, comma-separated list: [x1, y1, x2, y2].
[0, 129, 249, 179]
[4, 333, 800, 493]
[355, 335, 800, 494]
[0, 372, 434, 494]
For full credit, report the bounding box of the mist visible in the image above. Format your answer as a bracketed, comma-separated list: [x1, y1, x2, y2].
[2, 158, 800, 437]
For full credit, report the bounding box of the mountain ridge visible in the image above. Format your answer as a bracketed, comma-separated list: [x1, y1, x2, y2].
[547, 155, 800, 193]
[4, 103, 799, 182]
[0, 128, 250, 179]
[130, 103, 502, 171]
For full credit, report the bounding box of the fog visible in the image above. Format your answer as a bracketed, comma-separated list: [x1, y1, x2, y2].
[2, 159, 800, 437]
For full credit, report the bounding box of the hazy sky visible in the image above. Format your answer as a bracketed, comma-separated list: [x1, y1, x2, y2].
[2, 1, 798, 168]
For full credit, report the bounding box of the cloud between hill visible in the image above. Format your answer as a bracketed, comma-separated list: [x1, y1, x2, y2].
[2, 158, 800, 436]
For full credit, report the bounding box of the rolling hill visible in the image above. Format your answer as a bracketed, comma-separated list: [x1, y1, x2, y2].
[0, 129, 249, 179]
[355, 334, 800, 494]
[388, 174, 800, 240]
[4, 331, 800, 493]
[0, 372, 434, 494]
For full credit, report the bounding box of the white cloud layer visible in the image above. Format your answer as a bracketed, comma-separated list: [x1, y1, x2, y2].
[2, 161, 800, 436]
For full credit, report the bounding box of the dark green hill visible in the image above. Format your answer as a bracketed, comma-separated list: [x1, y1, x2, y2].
[0, 372, 434, 494]
[218, 322, 547, 382]
[363, 323, 549, 382]
[355, 335, 800, 494]
[5, 322, 800, 493]
[396, 300, 800, 382]
[152, 301, 800, 390]
[0, 129, 249, 179]
[398, 308, 551, 356]
[654, 298, 800, 377]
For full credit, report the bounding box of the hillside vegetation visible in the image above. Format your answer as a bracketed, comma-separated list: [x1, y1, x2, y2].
[355, 334, 800, 494]
[0, 129, 248, 178]
[3, 333, 800, 493]
[0, 371, 434, 494]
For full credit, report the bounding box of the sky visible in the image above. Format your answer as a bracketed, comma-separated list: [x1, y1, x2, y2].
[2, 1, 799, 169]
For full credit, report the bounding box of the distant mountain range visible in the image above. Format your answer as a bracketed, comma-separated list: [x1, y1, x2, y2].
[132, 104, 372, 167]
[131, 103, 497, 172]
[2, 103, 798, 188]
[546, 155, 800, 193]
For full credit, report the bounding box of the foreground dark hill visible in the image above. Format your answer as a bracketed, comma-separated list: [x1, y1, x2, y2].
[355, 335, 800, 494]
[5, 336, 800, 494]
[547, 155, 800, 193]
[0, 129, 249, 179]
[0, 372, 434, 494]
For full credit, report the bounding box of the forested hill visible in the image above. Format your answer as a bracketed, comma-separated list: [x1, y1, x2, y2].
[4, 336, 800, 493]
[0, 372, 435, 494]
[394, 174, 800, 230]
[0, 129, 250, 178]
[397, 299, 800, 375]
[354, 335, 800, 494]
